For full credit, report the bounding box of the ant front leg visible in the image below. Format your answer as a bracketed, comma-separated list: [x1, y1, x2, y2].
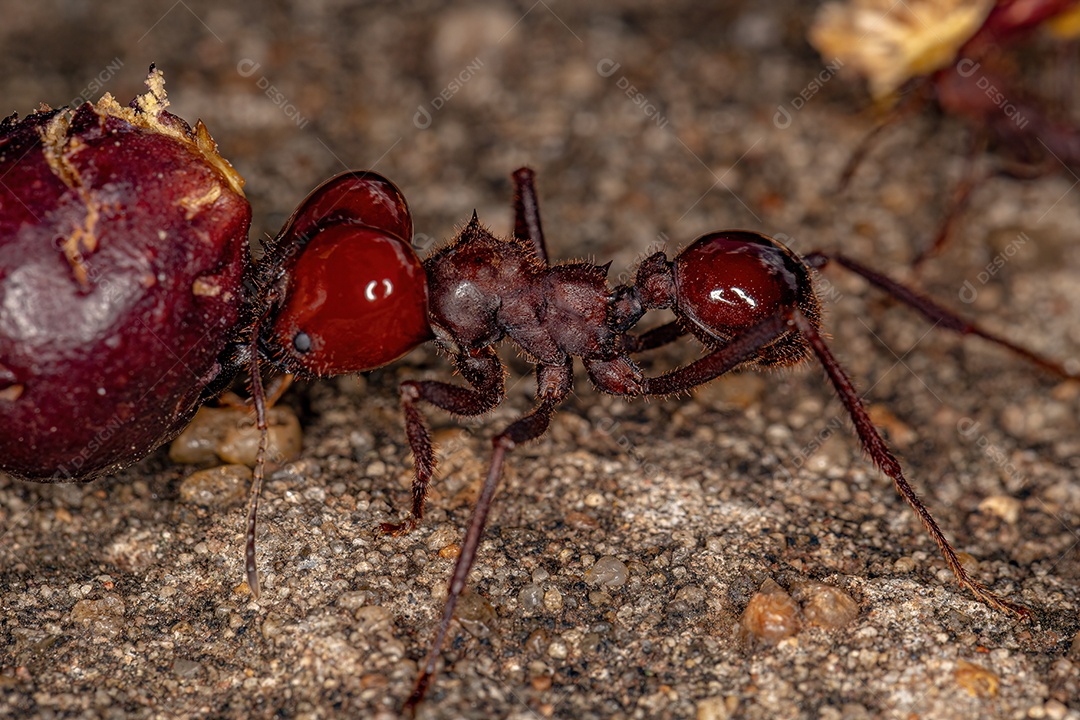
[405, 359, 572, 713]
[382, 344, 505, 535]
[835, 87, 929, 193]
[638, 314, 792, 393]
[244, 334, 272, 598]
[786, 309, 1029, 616]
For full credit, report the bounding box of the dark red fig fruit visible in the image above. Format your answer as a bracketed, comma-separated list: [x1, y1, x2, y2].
[0, 68, 251, 481]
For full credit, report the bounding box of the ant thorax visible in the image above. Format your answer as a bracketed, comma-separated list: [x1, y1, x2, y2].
[424, 217, 627, 367]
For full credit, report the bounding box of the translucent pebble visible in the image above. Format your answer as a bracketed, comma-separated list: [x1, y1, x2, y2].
[796, 583, 859, 629]
[455, 590, 497, 638]
[740, 579, 800, 644]
[583, 556, 629, 587]
[519, 583, 544, 613]
[70, 594, 126, 640]
[178, 465, 250, 507]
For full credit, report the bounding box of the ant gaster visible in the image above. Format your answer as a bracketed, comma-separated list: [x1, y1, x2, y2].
[237, 167, 1072, 711]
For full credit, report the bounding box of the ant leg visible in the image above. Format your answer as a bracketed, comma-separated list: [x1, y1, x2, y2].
[790, 309, 1030, 617]
[382, 345, 506, 535]
[217, 373, 294, 409]
[244, 344, 270, 599]
[622, 320, 688, 354]
[512, 167, 549, 264]
[639, 313, 792, 395]
[405, 360, 572, 713]
[837, 87, 927, 192]
[803, 251, 1075, 378]
[627, 309, 1029, 615]
[589, 315, 787, 399]
[837, 120, 894, 193]
[913, 133, 989, 266]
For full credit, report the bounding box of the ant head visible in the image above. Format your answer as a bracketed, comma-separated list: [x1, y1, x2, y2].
[265, 172, 432, 377]
[646, 231, 819, 367]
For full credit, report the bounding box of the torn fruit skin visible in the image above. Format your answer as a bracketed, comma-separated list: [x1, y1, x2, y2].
[0, 68, 251, 480]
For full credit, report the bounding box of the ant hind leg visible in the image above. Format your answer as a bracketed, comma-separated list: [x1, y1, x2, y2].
[803, 250, 1075, 379]
[790, 310, 1030, 617]
[405, 359, 573, 712]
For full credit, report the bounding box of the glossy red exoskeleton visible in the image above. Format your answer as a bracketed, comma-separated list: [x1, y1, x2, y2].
[241, 167, 1073, 711]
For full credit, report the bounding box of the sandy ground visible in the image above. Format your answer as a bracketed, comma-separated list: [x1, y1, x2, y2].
[1, 2, 1079, 718]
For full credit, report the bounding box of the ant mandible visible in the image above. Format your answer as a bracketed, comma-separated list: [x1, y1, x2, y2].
[238, 166, 1072, 711]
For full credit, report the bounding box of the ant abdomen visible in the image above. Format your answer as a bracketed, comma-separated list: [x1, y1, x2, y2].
[639, 231, 821, 368]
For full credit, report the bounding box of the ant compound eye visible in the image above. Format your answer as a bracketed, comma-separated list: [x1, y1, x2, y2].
[270, 225, 432, 376]
[673, 231, 810, 339]
[277, 171, 413, 244]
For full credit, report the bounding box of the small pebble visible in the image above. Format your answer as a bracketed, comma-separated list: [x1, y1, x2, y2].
[179, 465, 250, 507]
[740, 579, 800, 644]
[696, 694, 737, 720]
[954, 659, 999, 698]
[169, 406, 233, 464]
[543, 586, 564, 613]
[353, 606, 393, 633]
[70, 595, 126, 640]
[866, 404, 916, 447]
[566, 511, 599, 530]
[525, 628, 548, 655]
[675, 585, 706, 607]
[425, 525, 458, 551]
[956, 552, 979, 575]
[794, 583, 859, 629]
[519, 584, 544, 613]
[693, 372, 766, 409]
[172, 659, 203, 678]
[170, 405, 301, 466]
[547, 639, 568, 660]
[455, 590, 497, 638]
[583, 556, 629, 587]
[1042, 700, 1068, 720]
[893, 557, 916, 573]
[218, 406, 302, 465]
[589, 590, 612, 606]
[979, 494, 1022, 524]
